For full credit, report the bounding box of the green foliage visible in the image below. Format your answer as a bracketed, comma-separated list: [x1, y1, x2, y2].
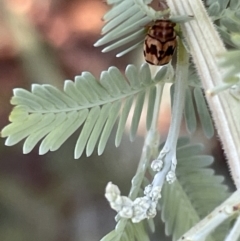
[193, 88, 214, 138]
[206, 0, 240, 93]
[218, 44, 240, 85]
[1, 0, 238, 240]
[101, 220, 151, 241]
[1, 64, 170, 159]
[94, 0, 152, 57]
[207, 0, 240, 47]
[170, 80, 214, 138]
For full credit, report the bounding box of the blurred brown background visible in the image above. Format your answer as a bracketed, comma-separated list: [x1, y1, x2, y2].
[0, 1, 233, 241]
[0, 1, 143, 241]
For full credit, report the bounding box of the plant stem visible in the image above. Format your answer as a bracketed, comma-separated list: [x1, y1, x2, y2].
[152, 39, 188, 186]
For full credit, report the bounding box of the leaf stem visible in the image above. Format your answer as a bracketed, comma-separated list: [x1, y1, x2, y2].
[177, 189, 240, 241]
[152, 39, 189, 186]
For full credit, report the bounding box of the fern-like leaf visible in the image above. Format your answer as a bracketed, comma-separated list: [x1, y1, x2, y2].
[193, 88, 214, 138]
[207, 0, 240, 47]
[1, 64, 170, 159]
[94, 0, 162, 57]
[159, 137, 230, 241]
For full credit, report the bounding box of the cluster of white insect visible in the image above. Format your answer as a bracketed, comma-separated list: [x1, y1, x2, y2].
[105, 182, 162, 223]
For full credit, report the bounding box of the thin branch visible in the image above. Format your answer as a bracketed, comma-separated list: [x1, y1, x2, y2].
[177, 189, 240, 241]
[152, 38, 188, 186]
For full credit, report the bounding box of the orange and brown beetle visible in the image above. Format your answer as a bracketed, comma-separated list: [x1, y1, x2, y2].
[143, 20, 177, 66]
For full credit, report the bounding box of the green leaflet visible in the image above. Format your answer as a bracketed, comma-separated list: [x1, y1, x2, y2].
[1, 64, 169, 159]
[207, 0, 240, 48]
[115, 96, 134, 147]
[208, 2, 221, 16]
[146, 86, 156, 130]
[171, 82, 214, 139]
[184, 87, 197, 134]
[130, 91, 145, 141]
[102, 4, 139, 33]
[86, 103, 111, 156]
[100, 230, 120, 241]
[98, 101, 122, 155]
[101, 220, 150, 241]
[5, 113, 43, 146]
[217, 49, 240, 84]
[206, 0, 240, 87]
[74, 107, 100, 158]
[194, 88, 214, 139]
[94, 0, 152, 57]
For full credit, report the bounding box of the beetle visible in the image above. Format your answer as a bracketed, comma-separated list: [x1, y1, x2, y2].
[143, 20, 177, 66]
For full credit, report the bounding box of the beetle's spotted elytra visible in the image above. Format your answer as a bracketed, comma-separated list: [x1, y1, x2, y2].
[143, 20, 177, 66]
